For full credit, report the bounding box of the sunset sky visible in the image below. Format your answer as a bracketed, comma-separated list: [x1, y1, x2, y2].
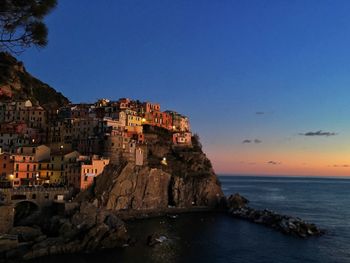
[19, 0, 350, 176]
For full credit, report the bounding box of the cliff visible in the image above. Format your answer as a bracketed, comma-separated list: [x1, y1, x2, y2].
[83, 127, 224, 212]
[0, 52, 69, 110]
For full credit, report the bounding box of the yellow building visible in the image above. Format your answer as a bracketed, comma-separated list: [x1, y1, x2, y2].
[49, 151, 80, 184]
[38, 160, 51, 184]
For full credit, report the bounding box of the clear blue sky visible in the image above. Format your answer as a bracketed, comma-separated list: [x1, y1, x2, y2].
[19, 0, 350, 175]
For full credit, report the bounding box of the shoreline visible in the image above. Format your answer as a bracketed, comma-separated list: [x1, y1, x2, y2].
[115, 206, 224, 221]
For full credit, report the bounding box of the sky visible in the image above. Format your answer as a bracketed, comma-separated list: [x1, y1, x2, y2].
[17, 0, 350, 176]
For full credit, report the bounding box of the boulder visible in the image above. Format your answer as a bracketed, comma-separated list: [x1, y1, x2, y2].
[147, 233, 168, 247]
[9, 226, 42, 242]
[0, 238, 18, 253]
[227, 194, 249, 210]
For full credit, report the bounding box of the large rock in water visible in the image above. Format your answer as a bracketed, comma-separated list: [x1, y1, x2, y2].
[226, 194, 325, 238]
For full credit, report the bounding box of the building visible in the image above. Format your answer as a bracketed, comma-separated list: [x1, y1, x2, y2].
[173, 132, 192, 146]
[67, 156, 109, 190]
[0, 152, 14, 183]
[48, 150, 80, 184]
[13, 145, 51, 186]
[165, 111, 191, 132]
[143, 111, 173, 130]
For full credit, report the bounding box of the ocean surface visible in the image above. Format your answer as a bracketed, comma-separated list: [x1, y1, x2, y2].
[29, 176, 350, 263]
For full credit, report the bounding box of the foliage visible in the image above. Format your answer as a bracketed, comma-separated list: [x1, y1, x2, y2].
[0, 0, 57, 54]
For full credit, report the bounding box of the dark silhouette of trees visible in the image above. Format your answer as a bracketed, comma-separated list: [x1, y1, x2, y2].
[0, 0, 57, 54]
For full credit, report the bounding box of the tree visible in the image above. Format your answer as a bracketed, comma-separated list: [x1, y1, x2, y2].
[0, 0, 57, 54]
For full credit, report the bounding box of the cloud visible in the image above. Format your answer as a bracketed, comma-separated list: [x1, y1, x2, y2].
[267, 161, 281, 165]
[333, 164, 350, 168]
[242, 139, 262, 144]
[299, 130, 337, 137]
[256, 111, 265, 115]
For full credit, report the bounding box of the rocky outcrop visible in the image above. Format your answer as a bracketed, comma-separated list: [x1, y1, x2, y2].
[88, 132, 224, 212]
[227, 193, 324, 238]
[96, 164, 172, 211]
[226, 193, 249, 210]
[0, 202, 129, 262]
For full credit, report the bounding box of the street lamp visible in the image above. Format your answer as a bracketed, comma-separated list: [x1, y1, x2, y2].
[161, 157, 167, 166]
[36, 173, 39, 186]
[8, 174, 14, 188]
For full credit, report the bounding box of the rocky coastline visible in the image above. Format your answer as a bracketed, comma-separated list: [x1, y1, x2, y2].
[0, 131, 324, 262]
[226, 194, 325, 238]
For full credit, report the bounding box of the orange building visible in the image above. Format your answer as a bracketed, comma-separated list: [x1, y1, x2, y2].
[143, 102, 160, 113]
[13, 145, 50, 186]
[67, 156, 109, 190]
[143, 111, 172, 130]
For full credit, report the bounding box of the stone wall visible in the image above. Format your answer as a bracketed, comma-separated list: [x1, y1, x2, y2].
[0, 205, 14, 234]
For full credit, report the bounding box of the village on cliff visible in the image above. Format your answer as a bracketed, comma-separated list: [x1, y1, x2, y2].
[0, 98, 192, 191]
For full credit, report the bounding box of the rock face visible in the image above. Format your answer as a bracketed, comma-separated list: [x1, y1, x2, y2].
[227, 193, 325, 238]
[89, 132, 224, 212]
[0, 202, 129, 262]
[102, 164, 172, 210]
[0, 52, 69, 110]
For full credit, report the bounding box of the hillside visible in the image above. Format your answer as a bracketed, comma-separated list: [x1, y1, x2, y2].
[0, 52, 69, 110]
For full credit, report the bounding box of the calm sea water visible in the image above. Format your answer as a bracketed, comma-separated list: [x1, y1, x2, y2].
[29, 176, 350, 263]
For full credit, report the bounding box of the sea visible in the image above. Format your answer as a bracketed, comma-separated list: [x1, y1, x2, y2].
[29, 176, 350, 263]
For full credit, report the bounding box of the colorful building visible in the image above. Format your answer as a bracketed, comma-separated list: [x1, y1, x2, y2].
[173, 132, 192, 146]
[67, 155, 109, 190]
[13, 145, 50, 186]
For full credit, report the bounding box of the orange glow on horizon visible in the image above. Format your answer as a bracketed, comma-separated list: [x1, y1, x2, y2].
[206, 147, 350, 177]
